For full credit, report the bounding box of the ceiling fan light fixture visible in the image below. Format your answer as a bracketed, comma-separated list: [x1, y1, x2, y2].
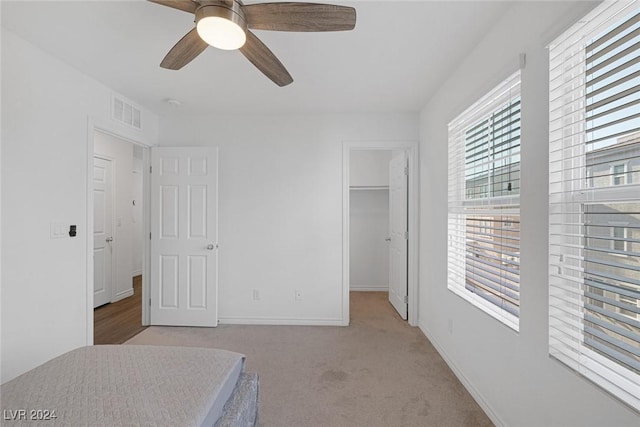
[195, 4, 247, 51]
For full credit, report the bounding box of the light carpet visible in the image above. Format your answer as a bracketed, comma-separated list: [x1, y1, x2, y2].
[126, 292, 493, 427]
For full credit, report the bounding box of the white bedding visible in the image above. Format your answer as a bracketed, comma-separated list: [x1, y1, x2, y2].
[1, 345, 246, 426]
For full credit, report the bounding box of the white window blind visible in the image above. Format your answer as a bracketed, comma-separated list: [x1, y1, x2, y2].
[549, 0, 640, 411]
[448, 71, 521, 331]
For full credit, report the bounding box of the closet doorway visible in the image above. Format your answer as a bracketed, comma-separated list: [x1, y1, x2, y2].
[343, 142, 418, 326]
[349, 150, 392, 293]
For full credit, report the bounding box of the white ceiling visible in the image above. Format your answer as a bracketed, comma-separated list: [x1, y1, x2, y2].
[1, 0, 512, 116]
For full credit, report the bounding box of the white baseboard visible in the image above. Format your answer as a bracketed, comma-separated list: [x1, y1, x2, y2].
[219, 316, 347, 326]
[112, 288, 134, 303]
[418, 322, 505, 427]
[350, 287, 388, 292]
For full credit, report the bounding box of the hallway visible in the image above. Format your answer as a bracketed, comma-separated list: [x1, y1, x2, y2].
[94, 276, 146, 344]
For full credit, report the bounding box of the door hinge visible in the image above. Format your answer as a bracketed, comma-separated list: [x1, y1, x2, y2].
[149, 232, 152, 240]
[403, 295, 408, 304]
[404, 231, 409, 240]
[404, 165, 408, 176]
[149, 298, 151, 307]
[149, 165, 152, 174]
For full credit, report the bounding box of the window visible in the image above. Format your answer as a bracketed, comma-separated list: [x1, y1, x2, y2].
[612, 163, 628, 185]
[611, 225, 628, 252]
[448, 71, 521, 331]
[549, 1, 640, 411]
[619, 294, 640, 320]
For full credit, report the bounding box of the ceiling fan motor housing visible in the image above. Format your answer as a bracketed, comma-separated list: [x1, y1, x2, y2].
[195, 2, 248, 35]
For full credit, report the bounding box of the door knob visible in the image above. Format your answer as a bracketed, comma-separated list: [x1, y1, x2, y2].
[106, 236, 113, 242]
[385, 237, 391, 242]
[206, 244, 216, 250]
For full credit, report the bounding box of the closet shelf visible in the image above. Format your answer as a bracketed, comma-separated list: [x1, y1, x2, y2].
[349, 186, 389, 191]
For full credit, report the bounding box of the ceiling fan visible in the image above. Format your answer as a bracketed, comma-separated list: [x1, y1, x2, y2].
[148, 0, 357, 86]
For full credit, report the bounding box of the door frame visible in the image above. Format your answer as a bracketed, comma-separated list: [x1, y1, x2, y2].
[86, 117, 152, 345]
[342, 140, 419, 326]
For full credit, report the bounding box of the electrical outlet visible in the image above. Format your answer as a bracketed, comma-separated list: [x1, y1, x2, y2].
[295, 289, 303, 301]
[252, 289, 260, 301]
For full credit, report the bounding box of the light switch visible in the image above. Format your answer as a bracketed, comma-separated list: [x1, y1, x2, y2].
[50, 222, 67, 239]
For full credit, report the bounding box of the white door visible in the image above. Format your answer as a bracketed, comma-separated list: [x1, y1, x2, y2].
[388, 150, 408, 319]
[150, 147, 218, 326]
[93, 156, 113, 308]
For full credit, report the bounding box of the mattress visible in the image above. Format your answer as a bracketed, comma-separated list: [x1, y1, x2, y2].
[0, 345, 258, 427]
[214, 373, 259, 427]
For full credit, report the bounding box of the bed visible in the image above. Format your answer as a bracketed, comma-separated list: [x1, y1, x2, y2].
[0, 345, 259, 426]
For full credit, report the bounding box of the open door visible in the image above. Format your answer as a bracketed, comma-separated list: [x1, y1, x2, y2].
[388, 150, 408, 319]
[150, 147, 218, 326]
[93, 156, 114, 308]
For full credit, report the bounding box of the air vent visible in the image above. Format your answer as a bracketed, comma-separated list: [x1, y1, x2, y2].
[112, 95, 142, 130]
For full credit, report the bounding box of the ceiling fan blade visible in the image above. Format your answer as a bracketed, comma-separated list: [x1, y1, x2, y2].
[160, 28, 209, 70]
[243, 2, 356, 32]
[147, 0, 199, 14]
[240, 31, 293, 86]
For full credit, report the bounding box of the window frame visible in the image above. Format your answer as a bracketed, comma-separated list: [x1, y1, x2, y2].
[448, 70, 522, 331]
[548, 1, 640, 411]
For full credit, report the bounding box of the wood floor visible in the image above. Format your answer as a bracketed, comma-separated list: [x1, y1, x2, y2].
[94, 275, 147, 345]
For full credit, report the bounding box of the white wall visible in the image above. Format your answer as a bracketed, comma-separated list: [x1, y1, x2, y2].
[159, 113, 418, 324]
[350, 150, 392, 188]
[349, 150, 391, 291]
[1, 28, 158, 383]
[349, 190, 389, 291]
[418, 1, 639, 426]
[94, 131, 134, 301]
